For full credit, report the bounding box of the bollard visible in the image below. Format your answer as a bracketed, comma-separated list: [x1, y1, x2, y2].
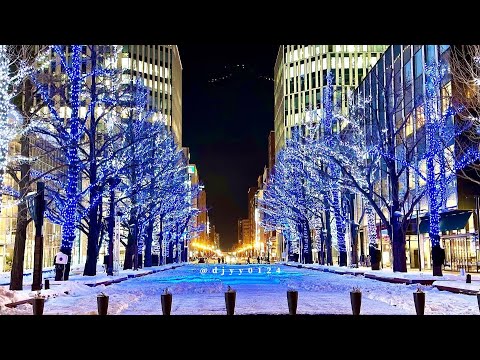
[287, 290, 298, 315]
[466, 274, 471, 283]
[44, 279, 50, 290]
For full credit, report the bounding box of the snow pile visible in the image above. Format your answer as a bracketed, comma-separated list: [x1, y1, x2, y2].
[0, 286, 30, 308]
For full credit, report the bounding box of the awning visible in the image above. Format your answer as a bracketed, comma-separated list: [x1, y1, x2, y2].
[418, 210, 472, 234]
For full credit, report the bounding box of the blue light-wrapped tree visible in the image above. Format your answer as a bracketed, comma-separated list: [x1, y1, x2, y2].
[29, 45, 129, 279]
[313, 69, 430, 272]
[29, 45, 85, 280]
[7, 46, 52, 290]
[422, 61, 480, 275]
[0, 45, 34, 213]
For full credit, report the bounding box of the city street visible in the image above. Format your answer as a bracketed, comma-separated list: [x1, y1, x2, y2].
[2, 264, 478, 315]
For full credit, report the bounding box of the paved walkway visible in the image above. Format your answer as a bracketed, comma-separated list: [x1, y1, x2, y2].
[284, 262, 480, 295]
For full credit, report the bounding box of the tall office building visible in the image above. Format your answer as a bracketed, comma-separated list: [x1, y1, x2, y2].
[274, 45, 388, 155]
[353, 44, 480, 272]
[121, 45, 182, 147]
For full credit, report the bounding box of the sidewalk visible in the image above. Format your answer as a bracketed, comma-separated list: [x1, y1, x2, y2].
[0, 263, 184, 310]
[284, 262, 480, 295]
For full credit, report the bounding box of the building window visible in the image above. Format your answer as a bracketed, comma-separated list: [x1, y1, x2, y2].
[404, 58, 412, 87]
[344, 70, 350, 85]
[393, 45, 401, 60]
[440, 45, 450, 53]
[405, 113, 413, 137]
[414, 50, 423, 78]
[416, 106, 425, 128]
[425, 45, 436, 65]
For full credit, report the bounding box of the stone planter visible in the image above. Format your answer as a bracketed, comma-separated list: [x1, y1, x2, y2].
[225, 288, 236, 315]
[33, 297, 45, 315]
[161, 293, 172, 315]
[413, 291, 425, 315]
[350, 291, 362, 315]
[287, 290, 298, 315]
[97, 294, 109, 315]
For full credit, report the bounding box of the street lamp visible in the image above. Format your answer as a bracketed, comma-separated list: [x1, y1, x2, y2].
[26, 182, 46, 291]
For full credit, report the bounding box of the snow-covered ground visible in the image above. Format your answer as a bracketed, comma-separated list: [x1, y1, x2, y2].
[1, 264, 479, 315]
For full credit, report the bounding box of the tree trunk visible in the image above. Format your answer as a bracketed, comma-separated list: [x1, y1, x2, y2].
[167, 241, 174, 264]
[369, 245, 381, 270]
[432, 243, 444, 276]
[319, 229, 325, 265]
[325, 210, 333, 265]
[123, 219, 136, 270]
[83, 49, 99, 277]
[106, 185, 115, 276]
[301, 219, 313, 264]
[391, 212, 407, 272]
[144, 220, 153, 267]
[83, 197, 101, 276]
[158, 216, 164, 265]
[332, 190, 347, 266]
[10, 133, 31, 290]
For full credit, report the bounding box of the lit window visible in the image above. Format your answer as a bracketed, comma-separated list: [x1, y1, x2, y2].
[362, 45, 367, 52]
[294, 50, 298, 61]
[405, 114, 413, 137]
[322, 58, 327, 69]
[441, 82, 452, 112]
[370, 56, 377, 67]
[336, 45, 342, 52]
[305, 46, 309, 58]
[416, 106, 425, 128]
[419, 160, 426, 187]
[300, 63, 305, 76]
[312, 60, 316, 73]
[121, 57, 131, 69]
[344, 57, 349, 69]
[357, 55, 363, 69]
[446, 191, 457, 208]
[331, 57, 335, 69]
[347, 45, 355, 53]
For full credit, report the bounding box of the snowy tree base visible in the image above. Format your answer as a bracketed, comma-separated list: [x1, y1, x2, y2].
[433, 265, 443, 276]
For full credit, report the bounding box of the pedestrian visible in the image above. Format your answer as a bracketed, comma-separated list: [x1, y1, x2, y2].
[247, 257, 251, 264]
[257, 256, 260, 264]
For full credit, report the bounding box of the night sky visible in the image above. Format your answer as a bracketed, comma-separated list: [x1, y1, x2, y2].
[181, 44, 278, 251]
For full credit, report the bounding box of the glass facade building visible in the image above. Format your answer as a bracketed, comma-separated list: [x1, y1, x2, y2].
[354, 45, 480, 272]
[274, 45, 388, 156]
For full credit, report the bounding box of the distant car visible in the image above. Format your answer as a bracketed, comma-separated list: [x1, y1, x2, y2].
[198, 257, 205, 263]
